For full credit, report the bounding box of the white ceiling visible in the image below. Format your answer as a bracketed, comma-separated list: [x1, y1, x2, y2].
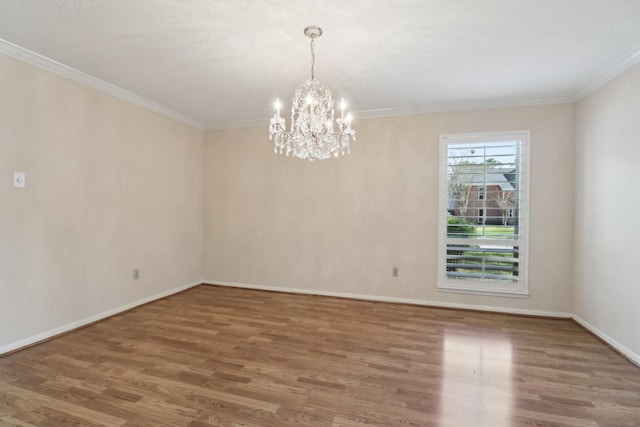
[1, 0, 640, 129]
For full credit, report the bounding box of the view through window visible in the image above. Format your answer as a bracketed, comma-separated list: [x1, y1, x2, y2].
[439, 131, 529, 296]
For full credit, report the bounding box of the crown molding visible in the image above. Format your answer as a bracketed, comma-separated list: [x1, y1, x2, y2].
[204, 118, 268, 131]
[352, 95, 577, 121]
[208, 43, 640, 128]
[4, 36, 639, 131]
[0, 38, 206, 130]
[204, 95, 577, 131]
[575, 43, 640, 100]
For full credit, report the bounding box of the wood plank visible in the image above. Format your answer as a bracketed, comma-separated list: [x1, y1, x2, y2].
[0, 284, 639, 426]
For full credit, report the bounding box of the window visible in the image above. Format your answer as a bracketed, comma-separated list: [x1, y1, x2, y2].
[439, 131, 529, 296]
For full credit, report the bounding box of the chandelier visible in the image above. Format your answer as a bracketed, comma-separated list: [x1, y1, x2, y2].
[269, 25, 356, 161]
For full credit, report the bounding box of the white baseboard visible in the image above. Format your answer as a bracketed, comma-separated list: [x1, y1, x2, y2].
[572, 315, 640, 366]
[203, 280, 572, 318]
[0, 280, 202, 356]
[205, 281, 640, 366]
[9, 279, 636, 367]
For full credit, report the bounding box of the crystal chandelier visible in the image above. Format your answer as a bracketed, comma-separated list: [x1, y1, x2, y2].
[269, 25, 356, 161]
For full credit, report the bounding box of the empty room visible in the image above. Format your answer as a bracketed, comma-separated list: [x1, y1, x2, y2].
[1, 1, 639, 426]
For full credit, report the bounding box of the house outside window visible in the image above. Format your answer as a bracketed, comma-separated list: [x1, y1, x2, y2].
[439, 131, 530, 296]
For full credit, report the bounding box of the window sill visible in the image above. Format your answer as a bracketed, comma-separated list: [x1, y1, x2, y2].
[437, 284, 530, 298]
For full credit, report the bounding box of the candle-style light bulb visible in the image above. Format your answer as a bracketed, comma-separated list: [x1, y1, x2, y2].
[274, 99, 281, 118]
[340, 99, 346, 120]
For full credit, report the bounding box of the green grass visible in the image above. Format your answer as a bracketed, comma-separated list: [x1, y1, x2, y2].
[474, 225, 516, 238]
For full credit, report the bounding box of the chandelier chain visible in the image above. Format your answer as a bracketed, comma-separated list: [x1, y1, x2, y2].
[310, 38, 315, 80]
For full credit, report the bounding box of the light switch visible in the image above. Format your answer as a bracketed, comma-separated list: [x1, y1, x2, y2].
[13, 172, 25, 188]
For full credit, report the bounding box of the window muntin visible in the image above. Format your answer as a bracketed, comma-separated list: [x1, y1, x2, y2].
[439, 131, 529, 296]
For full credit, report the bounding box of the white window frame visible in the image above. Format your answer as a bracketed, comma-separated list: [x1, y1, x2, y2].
[438, 131, 530, 297]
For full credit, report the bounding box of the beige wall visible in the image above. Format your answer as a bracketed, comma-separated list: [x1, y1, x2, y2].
[0, 55, 204, 351]
[203, 104, 575, 315]
[2, 45, 636, 362]
[575, 63, 640, 360]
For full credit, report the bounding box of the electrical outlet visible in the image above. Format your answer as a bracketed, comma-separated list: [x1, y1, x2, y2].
[392, 267, 399, 277]
[133, 269, 140, 280]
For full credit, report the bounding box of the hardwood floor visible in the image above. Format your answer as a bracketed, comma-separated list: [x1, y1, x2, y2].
[1, 285, 639, 426]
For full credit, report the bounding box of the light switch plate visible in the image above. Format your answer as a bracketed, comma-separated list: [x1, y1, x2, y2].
[13, 172, 25, 188]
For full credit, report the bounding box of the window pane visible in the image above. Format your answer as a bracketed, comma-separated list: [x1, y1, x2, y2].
[447, 141, 520, 234]
[446, 244, 520, 282]
[440, 132, 528, 295]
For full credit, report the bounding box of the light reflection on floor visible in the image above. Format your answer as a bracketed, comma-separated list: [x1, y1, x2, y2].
[439, 332, 513, 426]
